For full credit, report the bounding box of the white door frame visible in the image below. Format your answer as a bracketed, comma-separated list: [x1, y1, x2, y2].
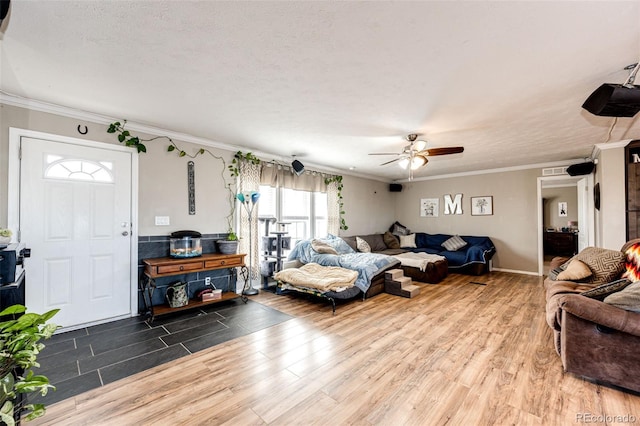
[536, 174, 595, 276]
[7, 127, 139, 321]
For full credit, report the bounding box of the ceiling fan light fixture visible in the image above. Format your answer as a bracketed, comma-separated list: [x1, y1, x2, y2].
[411, 155, 427, 170]
[398, 158, 410, 169]
[414, 140, 427, 151]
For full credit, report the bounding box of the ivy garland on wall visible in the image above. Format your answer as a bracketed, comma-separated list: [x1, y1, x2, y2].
[107, 120, 260, 239]
[324, 175, 348, 231]
[107, 120, 344, 232]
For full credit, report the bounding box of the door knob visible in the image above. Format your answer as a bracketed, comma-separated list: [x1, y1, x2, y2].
[122, 231, 129, 236]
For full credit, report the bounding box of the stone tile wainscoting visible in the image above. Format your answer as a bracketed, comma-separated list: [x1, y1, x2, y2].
[137, 233, 239, 311]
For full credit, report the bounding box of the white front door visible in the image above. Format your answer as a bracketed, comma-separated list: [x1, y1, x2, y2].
[19, 136, 133, 328]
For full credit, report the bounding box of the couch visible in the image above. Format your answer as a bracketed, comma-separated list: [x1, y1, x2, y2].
[342, 232, 495, 276]
[544, 240, 640, 393]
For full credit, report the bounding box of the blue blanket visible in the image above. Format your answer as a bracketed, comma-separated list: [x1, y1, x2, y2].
[287, 237, 399, 293]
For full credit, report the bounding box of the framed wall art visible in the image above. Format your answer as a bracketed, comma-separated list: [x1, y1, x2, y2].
[421, 198, 439, 217]
[558, 201, 568, 217]
[471, 196, 493, 216]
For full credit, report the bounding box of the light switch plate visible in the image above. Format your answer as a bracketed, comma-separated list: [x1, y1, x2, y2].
[155, 216, 170, 226]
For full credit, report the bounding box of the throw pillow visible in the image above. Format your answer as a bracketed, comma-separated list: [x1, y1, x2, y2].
[441, 235, 467, 251]
[390, 221, 410, 236]
[556, 259, 593, 281]
[399, 233, 417, 248]
[623, 241, 640, 282]
[360, 234, 387, 252]
[581, 278, 632, 301]
[326, 237, 356, 255]
[572, 247, 626, 285]
[604, 281, 640, 312]
[355, 236, 371, 253]
[311, 239, 338, 255]
[547, 267, 565, 281]
[383, 231, 400, 249]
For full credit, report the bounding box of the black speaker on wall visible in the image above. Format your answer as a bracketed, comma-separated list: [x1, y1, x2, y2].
[291, 159, 304, 176]
[389, 183, 403, 192]
[0, 0, 10, 22]
[567, 162, 595, 176]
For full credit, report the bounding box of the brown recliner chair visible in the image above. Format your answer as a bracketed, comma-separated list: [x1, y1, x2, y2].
[544, 239, 640, 393]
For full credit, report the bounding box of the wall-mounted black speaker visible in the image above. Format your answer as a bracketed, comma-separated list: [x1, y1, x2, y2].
[291, 159, 304, 176]
[567, 162, 595, 176]
[0, 0, 10, 21]
[582, 83, 640, 117]
[389, 183, 403, 192]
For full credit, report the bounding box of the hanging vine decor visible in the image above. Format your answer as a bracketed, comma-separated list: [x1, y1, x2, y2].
[324, 175, 348, 231]
[107, 120, 260, 239]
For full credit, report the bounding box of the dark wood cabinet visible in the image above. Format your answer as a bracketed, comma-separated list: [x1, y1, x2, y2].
[626, 140, 640, 240]
[544, 232, 578, 257]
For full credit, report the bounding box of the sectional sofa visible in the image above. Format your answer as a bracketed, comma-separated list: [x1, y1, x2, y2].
[342, 231, 496, 275]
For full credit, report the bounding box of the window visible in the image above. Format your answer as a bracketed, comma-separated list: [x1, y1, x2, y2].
[257, 185, 328, 256]
[44, 156, 114, 183]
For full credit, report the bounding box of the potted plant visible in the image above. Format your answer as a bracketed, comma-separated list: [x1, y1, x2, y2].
[0, 229, 11, 245]
[0, 305, 59, 425]
[217, 230, 239, 255]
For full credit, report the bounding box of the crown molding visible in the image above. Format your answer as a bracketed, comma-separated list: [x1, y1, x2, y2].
[394, 159, 589, 183]
[0, 91, 387, 182]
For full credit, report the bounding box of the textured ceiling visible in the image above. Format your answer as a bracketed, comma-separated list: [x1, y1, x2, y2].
[1, 1, 639, 181]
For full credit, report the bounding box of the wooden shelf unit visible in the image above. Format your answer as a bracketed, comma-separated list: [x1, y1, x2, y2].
[142, 253, 248, 321]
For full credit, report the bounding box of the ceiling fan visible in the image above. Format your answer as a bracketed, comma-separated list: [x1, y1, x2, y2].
[369, 134, 464, 179]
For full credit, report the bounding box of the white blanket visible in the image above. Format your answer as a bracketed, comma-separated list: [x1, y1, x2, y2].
[274, 263, 358, 292]
[392, 252, 446, 272]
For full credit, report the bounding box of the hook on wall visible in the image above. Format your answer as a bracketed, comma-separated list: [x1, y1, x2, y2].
[77, 125, 88, 135]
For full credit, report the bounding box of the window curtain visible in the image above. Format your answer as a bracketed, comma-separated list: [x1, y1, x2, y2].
[237, 159, 261, 287]
[260, 162, 340, 235]
[260, 162, 328, 192]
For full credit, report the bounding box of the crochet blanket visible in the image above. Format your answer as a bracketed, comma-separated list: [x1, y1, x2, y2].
[274, 263, 358, 292]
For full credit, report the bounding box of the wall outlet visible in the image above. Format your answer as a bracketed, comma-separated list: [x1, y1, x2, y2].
[205, 277, 211, 286]
[155, 216, 170, 226]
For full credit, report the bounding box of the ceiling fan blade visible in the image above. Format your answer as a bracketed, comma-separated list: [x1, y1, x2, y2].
[369, 153, 401, 156]
[380, 158, 402, 166]
[419, 147, 464, 156]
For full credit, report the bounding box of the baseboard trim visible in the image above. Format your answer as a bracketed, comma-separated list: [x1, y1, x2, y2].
[491, 267, 540, 276]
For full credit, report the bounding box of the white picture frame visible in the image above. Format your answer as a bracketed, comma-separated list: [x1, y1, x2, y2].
[558, 201, 568, 217]
[471, 196, 493, 216]
[421, 198, 439, 217]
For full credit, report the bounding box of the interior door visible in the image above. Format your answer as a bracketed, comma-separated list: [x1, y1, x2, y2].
[20, 136, 133, 328]
[577, 177, 589, 252]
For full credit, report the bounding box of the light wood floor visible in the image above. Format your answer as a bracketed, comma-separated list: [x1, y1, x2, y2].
[33, 272, 640, 425]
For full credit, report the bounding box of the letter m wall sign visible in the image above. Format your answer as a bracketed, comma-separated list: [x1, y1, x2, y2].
[444, 194, 463, 215]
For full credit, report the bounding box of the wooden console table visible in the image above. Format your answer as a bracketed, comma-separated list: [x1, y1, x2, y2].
[141, 253, 248, 321]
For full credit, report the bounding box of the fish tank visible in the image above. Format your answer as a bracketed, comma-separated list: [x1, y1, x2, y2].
[169, 230, 202, 258]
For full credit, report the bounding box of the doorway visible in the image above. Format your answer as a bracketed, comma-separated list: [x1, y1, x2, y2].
[8, 128, 139, 330]
[536, 174, 594, 276]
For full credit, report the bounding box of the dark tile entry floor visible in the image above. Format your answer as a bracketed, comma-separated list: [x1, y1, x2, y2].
[32, 299, 293, 406]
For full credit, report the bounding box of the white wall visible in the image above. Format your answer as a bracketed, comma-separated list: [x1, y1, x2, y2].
[393, 168, 541, 273]
[340, 175, 395, 236]
[1, 104, 237, 236]
[595, 143, 628, 250]
[542, 186, 578, 230]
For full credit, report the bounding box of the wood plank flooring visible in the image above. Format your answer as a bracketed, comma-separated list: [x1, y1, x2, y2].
[32, 272, 640, 425]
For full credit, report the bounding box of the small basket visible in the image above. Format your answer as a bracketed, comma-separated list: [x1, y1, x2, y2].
[202, 289, 222, 301]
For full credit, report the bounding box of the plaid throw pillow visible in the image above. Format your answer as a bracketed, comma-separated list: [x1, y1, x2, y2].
[442, 235, 467, 251]
[581, 278, 632, 301]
